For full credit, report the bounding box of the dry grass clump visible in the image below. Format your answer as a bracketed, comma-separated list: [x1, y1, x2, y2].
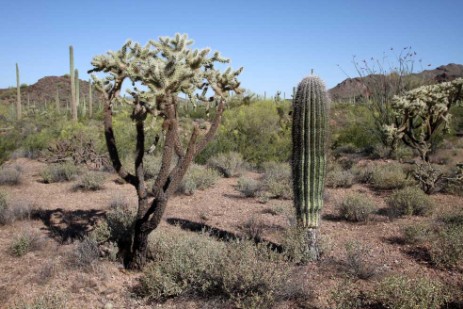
[73, 171, 106, 191]
[259, 162, 292, 199]
[8, 291, 69, 309]
[343, 241, 379, 279]
[40, 162, 80, 183]
[1, 195, 34, 225]
[369, 162, 410, 190]
[236, 176, 260, 197]
[326, 164, 355, 188]
[10, 230, 44, 257]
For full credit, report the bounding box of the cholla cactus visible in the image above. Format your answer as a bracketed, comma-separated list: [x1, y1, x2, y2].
[385, 78, 463, 161]
[89, 33, 242, 269]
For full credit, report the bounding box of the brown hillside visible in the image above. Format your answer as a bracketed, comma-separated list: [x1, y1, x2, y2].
[329, 63, 463, 102]
[0, 76, 103, 108]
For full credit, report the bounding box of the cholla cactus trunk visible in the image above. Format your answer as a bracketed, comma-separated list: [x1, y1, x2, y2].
[16, 63, 21, 120]
[292, 76, 329, 229]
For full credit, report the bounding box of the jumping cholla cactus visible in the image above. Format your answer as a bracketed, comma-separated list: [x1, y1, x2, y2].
[89, 33, 242, 269]
[291, 75, 329, 259]
[384, 78, 463, 162]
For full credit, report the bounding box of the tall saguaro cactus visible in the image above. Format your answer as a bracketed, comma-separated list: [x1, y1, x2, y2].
[291, 75, 329, 259]
[70, 46, 77, 121]
[15, 63, 22, 120]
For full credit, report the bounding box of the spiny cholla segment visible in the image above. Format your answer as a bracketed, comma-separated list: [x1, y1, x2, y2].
[292, 76, 329, 228]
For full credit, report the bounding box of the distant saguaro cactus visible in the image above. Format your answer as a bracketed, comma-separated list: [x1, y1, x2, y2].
[75, 69, 80, 109]
[15, 63, 22, 120]
[70, 46, 77, 121]
[291, 75, 329, 259]
[88, 79, 93, 118]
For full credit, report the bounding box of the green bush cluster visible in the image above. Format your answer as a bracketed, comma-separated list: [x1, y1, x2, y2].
[369, 162, 410, 190]
[10, 231, 42, 257]
[237, 177, 260, 197]
[325, 164, 355, 188]
[74, 171, 106, 191]
[386, 186, 434, 218]
[259, 161, 292, 199]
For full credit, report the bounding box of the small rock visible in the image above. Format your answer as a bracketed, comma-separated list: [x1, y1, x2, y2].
[104, 303, 113, 309]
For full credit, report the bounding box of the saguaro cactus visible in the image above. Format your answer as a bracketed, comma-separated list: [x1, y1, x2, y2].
[88, 79, 93, 118]
[70, 46, 77, 121]
[291, 75, 329, 259]
[15, 63, 22, 120]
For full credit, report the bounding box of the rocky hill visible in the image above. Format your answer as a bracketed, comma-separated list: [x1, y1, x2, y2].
[0, 75, 103, 108]
[329, 63, 463, 102]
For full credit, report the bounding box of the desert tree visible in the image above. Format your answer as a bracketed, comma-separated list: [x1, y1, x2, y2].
[89, 33, 242, 269]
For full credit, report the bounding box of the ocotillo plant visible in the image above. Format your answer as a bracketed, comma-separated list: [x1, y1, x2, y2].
[15, 63, 22, 120]
[70, 46, 77, 121]
[291, 75, 329, 259]
[89, 33, 242, 269]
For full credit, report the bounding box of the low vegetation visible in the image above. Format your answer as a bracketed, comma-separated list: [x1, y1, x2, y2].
[336, 193, 376, 223]
[386, 186, 435, 218]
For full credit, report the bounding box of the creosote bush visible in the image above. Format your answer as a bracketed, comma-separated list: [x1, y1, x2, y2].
[336, 193, 376, 223]
[386, 186, 434, 218]
[207, 151, 245, 177]
[40, 162, 80, 183]
[0, 164, 22, 185]
[10, 231, 43, 257]
[69, 237, 100, 270]
[177, 164, 219, 195]
[140, 228, 291, 308]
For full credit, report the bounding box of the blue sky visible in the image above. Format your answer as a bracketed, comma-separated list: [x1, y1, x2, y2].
[1, 0, 462, 97]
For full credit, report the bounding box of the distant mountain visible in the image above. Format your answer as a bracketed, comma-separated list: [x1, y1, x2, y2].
[0, 75, 103, 108]
[328, 63, 463, 102]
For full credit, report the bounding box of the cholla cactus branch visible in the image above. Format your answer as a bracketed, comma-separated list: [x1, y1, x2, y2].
[89, 33, 242, 269]
[385, 78, 463, 161]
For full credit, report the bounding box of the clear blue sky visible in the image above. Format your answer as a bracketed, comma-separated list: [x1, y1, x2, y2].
[1, 0, 462, 97]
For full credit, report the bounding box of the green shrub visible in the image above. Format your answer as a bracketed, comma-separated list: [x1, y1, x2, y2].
[106, 196, 135, 243]
[260, 162, 292, 199]
[326, 165, 354, 188]
[401, 223, 432, 245]
[369, 162, 410, 190]
[207, 151, 245, 177]
[429, 225, 463, 269]
[386, 187, 434, 218]
[198, 100, 291, 165]
[336, 193, 375, 223]
[0, 191, 11, 225]
[10, 231, 43, 257]
[237, 177, 260, 197]
[74, 171, 106, 191]
[0, 164, 22, 185]
[40, 162, 80, 183]
[177, 164, 219, 195]
[373, 275, 447, 309]
[140, 229, 288, 308]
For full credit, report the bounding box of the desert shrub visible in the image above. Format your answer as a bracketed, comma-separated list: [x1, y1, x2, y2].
[207, 151, 245, 177]
[336, 193, 375, 223]
[143, 155, 162, 180]
[89, 220, 111, 244]
[240, 216, 264, 240]
[0, 164, 22, 185]
[429, 224, 463, 269]
[331, 281, 367, 309]
[260, 161, 292, 199]
[0, 199, 33, 226]
[0, 191, 12, 225]
[373, 275, 447, 309]
[237, 177, 260, 197]
[386, 187, 434, 218]
[401, 223, 432, 245]
[10, 231, 43, 257]
[69, 237, 100, 269]
[197, 100, 292, 165]
[344, 241, 378, 280]
[351, 163, 374, 184]
[141, 229, 288, 308]
[369, 162, 410, 190]
[177, 164, 219, 195]
[281, 226, 320, 264]
[40, 162, 80, 183]
[106, 197, 135, 243]
[9, 291, 69, 309]
[74, 171, 106, 191]
[326, 164, 355, 188]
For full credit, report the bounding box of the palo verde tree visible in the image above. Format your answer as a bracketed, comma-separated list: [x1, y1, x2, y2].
[384, 78, 463, 162]
[89, 33, 242, 270]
